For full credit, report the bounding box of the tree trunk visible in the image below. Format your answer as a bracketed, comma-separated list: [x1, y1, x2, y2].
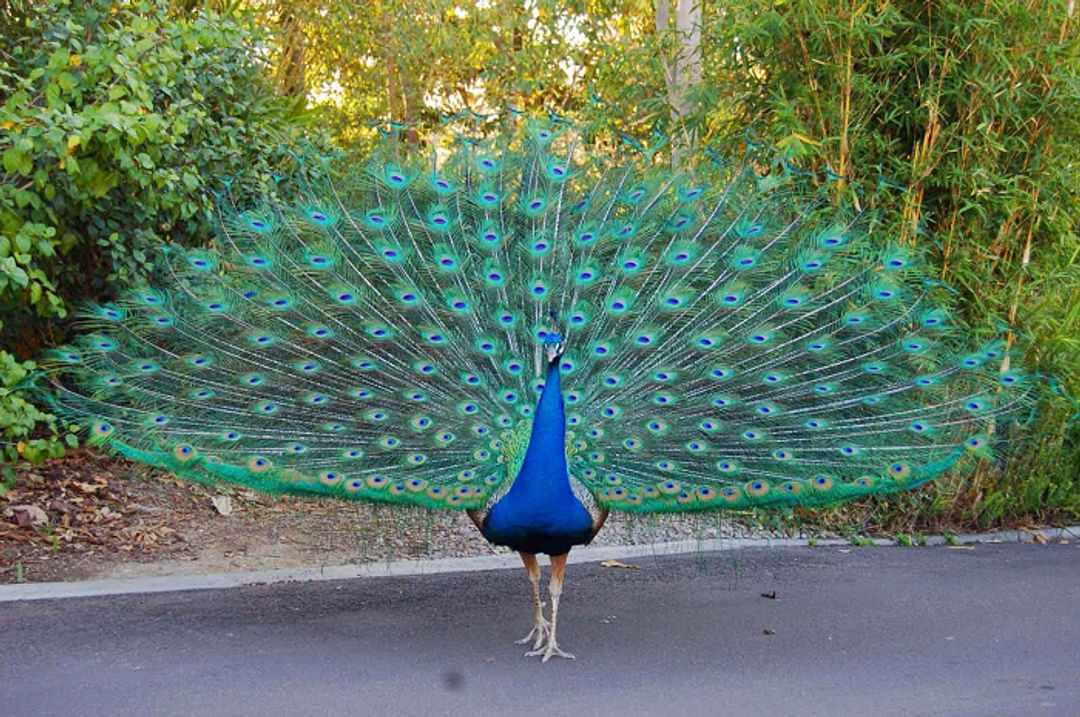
[672, 0, 702, 123]
[275, 1, 307, 98]
[657, 0, 702, 161]
[382, 6, 419, 144]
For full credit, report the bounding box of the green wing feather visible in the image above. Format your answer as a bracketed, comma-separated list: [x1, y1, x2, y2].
[43, 120, 1033, 513]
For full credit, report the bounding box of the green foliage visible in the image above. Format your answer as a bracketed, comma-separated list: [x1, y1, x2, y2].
[688, 0, 1080, 526]
[895, 534, 913, 547]
[257, 0, 661, 145]
[0, 352, 71, 494]
[695, 1, 1079, 371]
[0, 0, 324, 467]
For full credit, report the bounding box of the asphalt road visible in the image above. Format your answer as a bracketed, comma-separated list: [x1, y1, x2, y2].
[2, 542, 1078, 716]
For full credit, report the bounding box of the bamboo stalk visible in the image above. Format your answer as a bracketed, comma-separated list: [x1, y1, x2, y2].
[838, 1, 855, 180]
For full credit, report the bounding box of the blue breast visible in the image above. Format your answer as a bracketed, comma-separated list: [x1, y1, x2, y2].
[481, 360, 594, 556]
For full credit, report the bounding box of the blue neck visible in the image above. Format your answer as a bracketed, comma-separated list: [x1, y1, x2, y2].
[480, 356, 594, 554]
[509, 359, 571, 498]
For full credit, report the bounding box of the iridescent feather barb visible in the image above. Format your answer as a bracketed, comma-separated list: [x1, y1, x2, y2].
[42, 119, 1032, 514]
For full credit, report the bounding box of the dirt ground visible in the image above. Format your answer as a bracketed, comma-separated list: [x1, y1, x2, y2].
[1, 452, 766, 585]
[0, 451, 499, 584]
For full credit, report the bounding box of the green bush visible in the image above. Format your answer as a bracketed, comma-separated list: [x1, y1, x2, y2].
[0, 352, 72, 493]
[0, 0, 324, 471]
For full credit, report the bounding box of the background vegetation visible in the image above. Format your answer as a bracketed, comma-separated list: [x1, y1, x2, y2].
[0, 0, 322, 481]
[1, 0, 1076, 529]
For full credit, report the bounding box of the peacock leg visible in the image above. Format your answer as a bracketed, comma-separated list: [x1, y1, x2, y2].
[516, 552, 550, 649]
[526, 552, 575, 661]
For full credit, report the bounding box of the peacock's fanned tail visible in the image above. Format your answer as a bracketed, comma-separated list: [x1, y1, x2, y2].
[43, 120, 1033, 513]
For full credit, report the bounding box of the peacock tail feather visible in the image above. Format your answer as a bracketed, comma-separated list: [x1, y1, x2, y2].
[42, 119, 1033, 514]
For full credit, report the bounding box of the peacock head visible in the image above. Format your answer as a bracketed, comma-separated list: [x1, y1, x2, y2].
[544, 311, 565, 365]
[544, 332, 565, 365]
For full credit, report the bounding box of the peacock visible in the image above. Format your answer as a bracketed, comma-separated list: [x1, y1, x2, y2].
[42, 118, 1032, 661]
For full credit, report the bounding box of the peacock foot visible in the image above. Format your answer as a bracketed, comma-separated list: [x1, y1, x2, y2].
[515, 613, 551, 650]
[525, 638, 575, 662]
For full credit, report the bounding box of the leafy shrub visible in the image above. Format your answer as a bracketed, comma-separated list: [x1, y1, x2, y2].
[0, 352, 72, 493]
[0, 0, 324, 471]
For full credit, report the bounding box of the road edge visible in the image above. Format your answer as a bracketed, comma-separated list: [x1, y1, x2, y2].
[2, 525, 1076, 602]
